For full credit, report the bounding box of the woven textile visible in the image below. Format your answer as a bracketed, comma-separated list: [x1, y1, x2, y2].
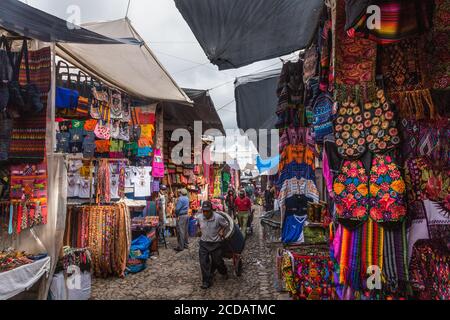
[9, 116, 46, 162]
[409, 239, 450, 300]
[346, 0, 433, 44]
[426, 0, 450, 90]
[379, 37, 436, 119]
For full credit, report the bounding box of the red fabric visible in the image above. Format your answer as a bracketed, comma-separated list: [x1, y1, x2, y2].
[235, 196, 251, 211]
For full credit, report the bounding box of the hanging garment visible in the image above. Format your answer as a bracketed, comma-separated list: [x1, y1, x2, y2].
[368, 154, 407, 227]
[333, 160, 369, 229]
[282, 214, 307, 244]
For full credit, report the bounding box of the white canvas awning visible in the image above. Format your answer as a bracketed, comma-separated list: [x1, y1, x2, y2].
[56, 18, 192, 104]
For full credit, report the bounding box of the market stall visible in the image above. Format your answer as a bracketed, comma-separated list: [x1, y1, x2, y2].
[0, 0, 191, 299]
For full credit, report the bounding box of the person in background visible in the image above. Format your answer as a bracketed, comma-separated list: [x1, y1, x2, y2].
[158, 185, 168, 227]
[264, 184, 275, 212]
[225, 188, 236, 218]
[174, 188, 190, 252]
[197, 200, 228, 289]
[234, 189, 252, 239]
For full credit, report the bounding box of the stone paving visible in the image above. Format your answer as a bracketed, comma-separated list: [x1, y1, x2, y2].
[91, 206, 289, 300]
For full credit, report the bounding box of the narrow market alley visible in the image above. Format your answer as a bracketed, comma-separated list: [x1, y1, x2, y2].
[91, 207, 285, 300]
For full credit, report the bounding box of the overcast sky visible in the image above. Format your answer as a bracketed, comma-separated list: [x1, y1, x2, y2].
[23, 0, 286, 130]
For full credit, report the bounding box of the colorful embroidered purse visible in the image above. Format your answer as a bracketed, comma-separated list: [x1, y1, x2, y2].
[334, 99, 367, 159]
[364, 90, 400, 154]
[368, 154, 407, 226]
[333, 159, 369, 229]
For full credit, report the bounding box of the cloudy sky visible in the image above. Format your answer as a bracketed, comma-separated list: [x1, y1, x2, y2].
[23, 0, 287, 130]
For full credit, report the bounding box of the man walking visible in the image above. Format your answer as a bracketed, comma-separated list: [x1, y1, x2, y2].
[174, 188, 190, 252]
[234, 190, 252, 239]
[197, 201, 228, 289]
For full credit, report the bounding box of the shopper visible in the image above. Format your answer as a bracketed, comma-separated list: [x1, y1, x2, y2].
[225, 189, 236, 218]
[197, 201, 228, 289]
[234, 190, 252, 239]
[264, 184, 275, 212]
[174, 188, 190, 252]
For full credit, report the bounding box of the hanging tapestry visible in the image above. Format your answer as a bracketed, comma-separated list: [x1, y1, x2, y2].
[379, 36, 436, 120]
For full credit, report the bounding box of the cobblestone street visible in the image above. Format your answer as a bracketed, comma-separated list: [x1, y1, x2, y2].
[91, 207, 287, 300]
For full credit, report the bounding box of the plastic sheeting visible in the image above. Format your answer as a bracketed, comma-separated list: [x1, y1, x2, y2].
[0, 0, 123, 44]
[175, 0, 324, 70]
[57, 19, 191, 104]
[162, 88, 224, 132]
[0, 256, 51, 300]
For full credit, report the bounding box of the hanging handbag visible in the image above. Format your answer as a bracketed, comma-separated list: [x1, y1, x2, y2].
[75, 71, 91, 118]
[5, 39, 43, 117]
[55, 60, 79, 110]
[109, 89, 123, 119]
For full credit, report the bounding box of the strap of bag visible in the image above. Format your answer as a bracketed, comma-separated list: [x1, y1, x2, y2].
[3, 37, 25, 82]
[56, 60, 71, 87]
[21, 40, 31, 85]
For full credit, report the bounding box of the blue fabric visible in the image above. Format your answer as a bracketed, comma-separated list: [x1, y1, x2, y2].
[129, 235, 152, 260]
[55, 87, 79, 109]
[175, 196, 189, 216]
[282, 214, 306, 244]
[256, 154, 280, 173]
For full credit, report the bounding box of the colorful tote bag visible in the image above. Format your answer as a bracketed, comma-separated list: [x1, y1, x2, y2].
[334, 99, 367, 159]
[333, 160, 369, 229]
[364, 90, 401, 154]
[368, 154, 407, 227]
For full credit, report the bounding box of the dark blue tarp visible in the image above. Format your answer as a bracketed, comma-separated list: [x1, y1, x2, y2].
[175, 0, 324, 70]
[0, 0, 127, 44]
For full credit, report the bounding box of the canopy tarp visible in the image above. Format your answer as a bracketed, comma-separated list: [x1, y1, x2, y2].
[235, 69, 280, 132]
[0, 0, 124, 44]
[162, 88, 224, 132]
[235, 69, 280, 159]
[174, 0, 324, 70]
[57, 19, 192, 104]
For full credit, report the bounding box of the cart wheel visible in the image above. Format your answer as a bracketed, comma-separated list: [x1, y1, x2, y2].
[235, 257, 243, 277]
